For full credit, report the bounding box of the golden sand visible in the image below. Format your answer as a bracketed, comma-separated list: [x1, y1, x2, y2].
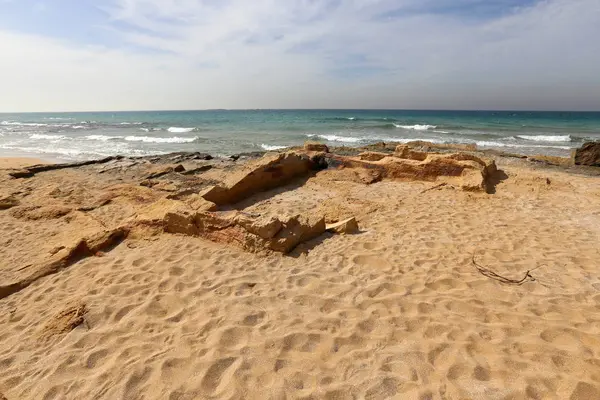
[0, 157, 46, 169]
[1, 148, 600, 399]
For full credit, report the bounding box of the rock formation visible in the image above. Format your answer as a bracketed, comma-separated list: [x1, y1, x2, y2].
[0, 144, 503, 300]
[304, 142, 330, 153]
[0, 227, 128, 300]
[202, 152, 324, 205]
[573, 142, 600, 167]
[323, 150, 497, 192]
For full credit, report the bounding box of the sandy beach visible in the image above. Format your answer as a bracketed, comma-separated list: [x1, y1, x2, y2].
[1, 143, 600, 400]
[0, 157, 46, 169]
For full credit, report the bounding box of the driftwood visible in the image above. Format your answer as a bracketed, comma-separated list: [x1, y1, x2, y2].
[420, 182, 448, 194]
[472, 251, 543, 285]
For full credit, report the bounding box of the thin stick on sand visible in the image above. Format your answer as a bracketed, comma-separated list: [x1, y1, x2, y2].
[472, 251, 544, 285]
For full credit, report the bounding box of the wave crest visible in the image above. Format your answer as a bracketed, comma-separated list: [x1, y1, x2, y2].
[2, 121, 48, 127]
[30, 133, 67, 140]
[261, 144, 288, 151]
[124, 136, 196, 143]
[168, 127, 195, 133]
[85, 135, 123, 141]
[307, 134, 363, 143]
[516, 135, 572, 142]
[394, 124, 437, 131]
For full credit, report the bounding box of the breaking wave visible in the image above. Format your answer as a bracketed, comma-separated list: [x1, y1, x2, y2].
[168, 127, 195, 133]
[394, 124, 437, 131]
[85, 135, 123, 141]
[516, 135, 572, 142]
[2, 121, 48, 127]
[30, 134, 67, 140]
[261, 144, 288, 151]
[307, 134, 363, 143]
[475, 141, 571, 149]
[124, 136, 197, 143]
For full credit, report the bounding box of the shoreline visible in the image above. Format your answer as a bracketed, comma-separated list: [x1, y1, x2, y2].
[1, 139, 596, 177]
[0, 157, 48, 169]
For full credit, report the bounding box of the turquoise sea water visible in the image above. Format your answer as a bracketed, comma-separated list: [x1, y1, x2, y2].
[1, 110, 599, 160]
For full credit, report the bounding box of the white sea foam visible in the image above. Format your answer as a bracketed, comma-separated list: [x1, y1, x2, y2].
[476, 141, 571, 149]
[347, 117, 356, 120]
[85, 135, 123, 141]
[168, 127, 195, 133]
[72, 125, 87, 129]
[2, 121, 48, 127]
[306, 133, 446, 144]
[30, 133, 67, 140]
[124, 136, 196, 143]
[261, 144, 288, 151]
[394, 124, 437, 131]
[516, 135, 572, 142]
[120, 122, 143, 125]
[306, 134, 363, 143]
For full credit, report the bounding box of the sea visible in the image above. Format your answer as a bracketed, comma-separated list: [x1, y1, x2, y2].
[1, 110, 599, 161]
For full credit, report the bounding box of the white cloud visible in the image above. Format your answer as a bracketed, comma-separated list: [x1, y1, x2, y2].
[1, 0, 599, 111]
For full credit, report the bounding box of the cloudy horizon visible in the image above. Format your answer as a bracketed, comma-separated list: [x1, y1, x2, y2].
[1, 0, 599, 112]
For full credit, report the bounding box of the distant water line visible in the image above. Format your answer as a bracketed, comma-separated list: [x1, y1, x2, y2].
[1, 110, 599, 160]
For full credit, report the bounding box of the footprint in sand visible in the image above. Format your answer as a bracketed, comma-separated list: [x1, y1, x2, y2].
[201, 357, 239, 394]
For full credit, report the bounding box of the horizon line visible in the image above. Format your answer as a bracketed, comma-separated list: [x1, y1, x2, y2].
[2, 108, 600, 114]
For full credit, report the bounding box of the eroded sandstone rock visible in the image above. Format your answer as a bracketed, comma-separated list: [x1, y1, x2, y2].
[358, 152, 388, 162]
[573, 142, 600, 167]
[10, 205, 72, 220]
[394, 145, 428, 161]
[134, 198, 214, 235]
[202, 152, 321, 205]
[0, 196, 19, 210]
[145, 164, 185, 179]
[405, 141, 477, 152]
[304, 142, 329, 153]
[267, 215, 326, 253]
[324, 151, 496, 192]
[326, 217, 359, 234]
[0, 227, 129, 300]
[236, 213, 283, 239]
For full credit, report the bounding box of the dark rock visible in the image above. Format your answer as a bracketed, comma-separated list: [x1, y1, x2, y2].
[145, 164, 185, 179]
[181, 165, 213, 175]
[573, 142, 600, 166]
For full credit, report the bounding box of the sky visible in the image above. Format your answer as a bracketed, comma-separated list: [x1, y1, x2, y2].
[0, 0, 599, 112]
